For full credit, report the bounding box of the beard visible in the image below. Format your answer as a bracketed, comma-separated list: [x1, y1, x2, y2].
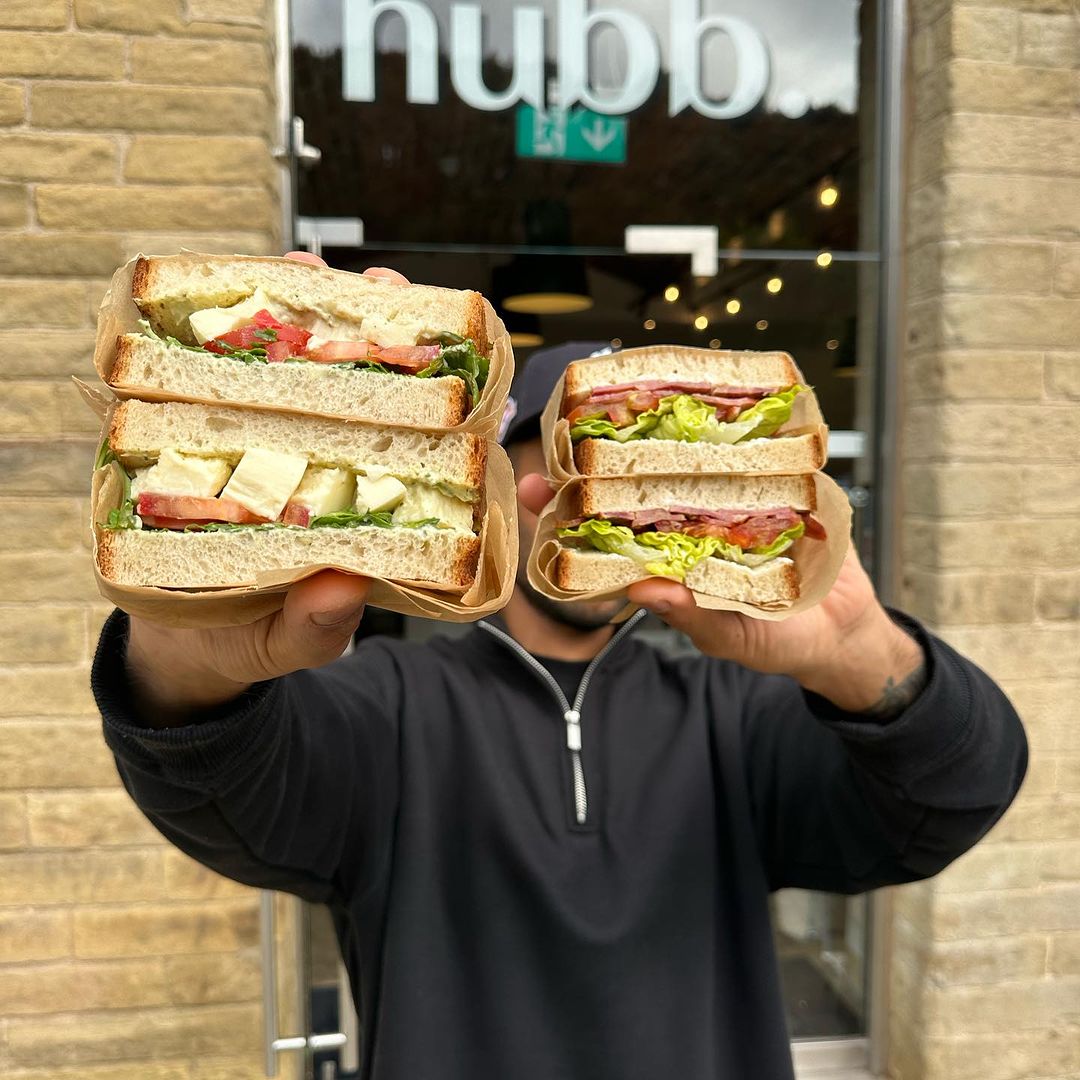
[514, 567, 625, 631]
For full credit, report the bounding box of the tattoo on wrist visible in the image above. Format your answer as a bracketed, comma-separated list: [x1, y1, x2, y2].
[862, 659, 928, 720]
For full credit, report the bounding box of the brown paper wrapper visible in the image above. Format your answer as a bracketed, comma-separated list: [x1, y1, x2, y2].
[527, 472, 852, 622]
[93, 254, 515, 442]
[540, 346, 828, 484]
[89, 396, 518, 628]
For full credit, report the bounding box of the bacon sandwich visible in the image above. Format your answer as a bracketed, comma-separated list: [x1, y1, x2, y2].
[105, 254, 495, 428]
[554, 474, 826, 606]
[95, 400, 485, 590]
[562, 349, 824, 475]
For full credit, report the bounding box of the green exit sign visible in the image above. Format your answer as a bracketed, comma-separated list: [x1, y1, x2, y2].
[515, 105, 627, 165]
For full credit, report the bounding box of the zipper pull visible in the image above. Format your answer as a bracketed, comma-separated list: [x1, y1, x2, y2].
[564, 709, 581, 751]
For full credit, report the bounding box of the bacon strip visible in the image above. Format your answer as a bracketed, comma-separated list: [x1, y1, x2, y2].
[567, 381, 778, 429]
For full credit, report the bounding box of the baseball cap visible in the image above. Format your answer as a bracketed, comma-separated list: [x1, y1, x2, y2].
[500, 340, 612, 446]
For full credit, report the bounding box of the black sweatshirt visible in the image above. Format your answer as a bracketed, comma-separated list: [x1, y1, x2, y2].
[92, 608, 1026, 1080]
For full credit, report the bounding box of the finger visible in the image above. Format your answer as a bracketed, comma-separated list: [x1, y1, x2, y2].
[627, 578, 696, 619]
[266, 570, 371, 672]
[517, 472, 556, 516]
[629, 577, 754, 658]
[285, 250, 328, 267]
[363, 266, 410, 285]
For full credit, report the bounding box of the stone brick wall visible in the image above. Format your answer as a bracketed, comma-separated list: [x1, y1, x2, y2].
[0, 1, 282, 1075]
[894, 0, 1079, 1077]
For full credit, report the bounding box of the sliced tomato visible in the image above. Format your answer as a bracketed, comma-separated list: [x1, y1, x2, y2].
[375, 345, 440, 372]
[252, 311, 312, 347]
[136, 493, 268, 525]
[306, 339, 378, 363]
[280, 502, 312, 527]
[266, 339, 302, 362]
[252, 309, 283, 329]
[207, 325, 269, 352]
[566, 403, 607, 426]
[625, 390, 662, 413]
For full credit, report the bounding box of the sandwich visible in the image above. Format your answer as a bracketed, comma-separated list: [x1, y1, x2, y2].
[552, 474, 826, 606]
[94, 399, 486, 590]
[561, 349, 825, 475]
[105, 254, 497, 428]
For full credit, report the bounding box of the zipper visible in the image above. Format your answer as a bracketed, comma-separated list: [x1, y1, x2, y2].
[478, 612, 647, 826]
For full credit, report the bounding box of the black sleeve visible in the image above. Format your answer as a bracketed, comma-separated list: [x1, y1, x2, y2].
[92, 610, 402, 904]
[739, 610, 1028, 894]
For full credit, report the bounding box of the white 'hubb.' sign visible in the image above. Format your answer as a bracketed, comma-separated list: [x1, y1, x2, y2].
[343, 0, 772, 119]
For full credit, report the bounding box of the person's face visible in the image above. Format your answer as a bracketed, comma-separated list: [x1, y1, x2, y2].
[507, 436, 625, 630]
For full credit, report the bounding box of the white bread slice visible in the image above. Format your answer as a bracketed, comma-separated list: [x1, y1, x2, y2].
[99, 524, 479, 590]
[566, 474, 817, 518]
[109, 400, 486, 498]
[574, 432, 825, 476]
[563, 348, 798, 407]
[111, 333, 467, 428]
[132, 254, 490, 354]
[554, 548, 799, 605]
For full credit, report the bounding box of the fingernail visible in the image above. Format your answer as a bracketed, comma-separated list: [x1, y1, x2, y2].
[311, 604, 364, 628]
[644, 600, 671, 616]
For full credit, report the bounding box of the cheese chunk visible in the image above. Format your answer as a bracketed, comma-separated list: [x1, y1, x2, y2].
[130, 450, 231, 499]
[354, 475, 407, 514]
[292, 466, 355, 516]
[221, 448, 308, 520]
[359, 314, 427, 348]
[393, 485, 475, 532]
[188, 288, 274, 344]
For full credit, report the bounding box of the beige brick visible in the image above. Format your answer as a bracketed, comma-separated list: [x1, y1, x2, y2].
[1039, 840, 1080, 881]
[1006, 680, 1080, 750]
[951, 7, 1019, 61]
[164, 848, 255, 900]
[941, 294, 1080, 350]
[985, 796, 1080, 841]
[0, 329, 96, 378]
[0, 381, 64, 434]
[902, 351, 1044, 402]
[32, 81, 270, 135]
[0, 440, 97, 495]
[908, 115, 948, 188]
[126, 134, 271, 185]
[5, 1065, 188, 1080]
[0, 907, 71, 961]
[0, 957, 170, 1014]
[37, 183, 273, 231]
[1037, 572, 1080, 621]
[940, 626, 1080, 679]
[901, 569, 1034, 625]
[948, 115, 1080, 176]
[164, 949, 262, 1005]
[0, 666, 96, 716]
[1048, 932, 1080, 975]
[1020, 752, 1057, 795]
[1046, 351, 1080, 399]
[1054, 246, 1080, 297]
[945, 174, 1080, 240]
[934, 884, 1080, 939]
[921, 1031, 1080, 1080]
[926, 976, 1080, 1036]
[188, 1060, 268, 1080]
[904, 402, 1080, 460]
[74, 0, 186, 33]
[942, 240, 1055, 292]
[0, 497, 85, 550]
[0, 552, 99, 602]
[927, 935, 1047, 986]
[0, 132, 119, 183]
[950, 59, 1077, 115]
[0, 181, 27, 225]
[902, 463, 1025, 516]
[1057, 757, 1080, 793]
[5, 1002, 260, 1065]
[0, 792, 27, 849]
[0, 31, 125, 79]
[188, 0, 266, 20]
[0, 79, 24, 124]
[0, 605, 85, 662]
[28, 789, 159, 848]
[118, 230, 274, 260]
[0, 1, 68, 29]
[1019, 11, 1079, 66]
[1020, 463, 1080, 514]
[907, 183, 948, 251]
[904, 517, 1078, 570]
[0, 721, 117, 789]
[0, 849, 168, 905]
[74, 899, 258, 957]
[131, 38, 268, 87]
[0, 280, 90, 328]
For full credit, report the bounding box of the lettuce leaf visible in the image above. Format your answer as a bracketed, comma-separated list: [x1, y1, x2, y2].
[569, 386, 807, 445]
[557, 518, 803, 580]
[416, 339, 489, 404]
[308, 510, 440, 529]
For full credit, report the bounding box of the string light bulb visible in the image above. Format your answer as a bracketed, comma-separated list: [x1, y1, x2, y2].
[756, 319, 768, 330]
[664, 285, 680, 302]
[643, 318, 656, 330]
[818, 182, 839, 208]
[816, 251, 833, 268]
[826, 339, 840, 350]
[694, 315, 708, 331]
[709, 338, 722, 349]
[725, 298, 741, 315]
[766, 277, 783, 294]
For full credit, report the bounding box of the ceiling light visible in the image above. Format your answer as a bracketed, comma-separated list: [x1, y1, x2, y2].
[725, 298, 741, 315]
[756, 319, 768, 330]
[664, 285, 680, 302]
[816, 251, 833, 268]
[503, 292, 592, 315]
[498, 254, 593, 315]
[694, 315, 708, 331]
[766, 277, 783, 294]
[818, 182, 839, 208]
[643, 318, 656, 330]
[509, 331, 544, 347]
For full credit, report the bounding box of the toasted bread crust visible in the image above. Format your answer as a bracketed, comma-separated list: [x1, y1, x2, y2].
[464, 292, 490, 357]
[130, 256, 151, 304]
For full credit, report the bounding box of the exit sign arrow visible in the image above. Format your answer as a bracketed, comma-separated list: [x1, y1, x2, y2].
[579, 117, 619, 153]
[516, 105, 627, 165]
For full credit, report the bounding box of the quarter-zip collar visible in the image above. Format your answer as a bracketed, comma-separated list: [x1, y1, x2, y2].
[477, 611, 648, 826]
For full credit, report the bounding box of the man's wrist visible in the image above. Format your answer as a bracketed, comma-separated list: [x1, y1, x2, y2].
[796, 607, 927, 717]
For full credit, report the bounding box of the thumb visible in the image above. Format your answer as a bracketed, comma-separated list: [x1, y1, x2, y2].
[265, 571, 371, 673]
[628, 578, 751, 661]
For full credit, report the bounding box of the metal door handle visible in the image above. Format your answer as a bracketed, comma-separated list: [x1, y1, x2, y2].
[272, 115, 322, 168]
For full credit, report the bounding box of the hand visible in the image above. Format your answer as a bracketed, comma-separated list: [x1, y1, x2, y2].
[517, 473, 925, 715]
[125, 252, 410, 726]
